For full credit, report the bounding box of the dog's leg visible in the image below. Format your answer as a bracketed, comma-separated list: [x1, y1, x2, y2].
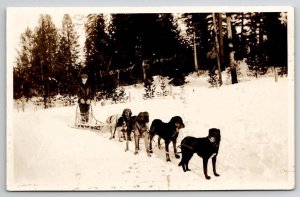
[165, 141, 171, 162]
[172, 139, 180, 159]
[181, 162, 186, 172]
[158, 137, 162, 149]
[122, 130, 126, 139]
[143, 132, 151, 157]
[134, 130, 139, 155]
[113, 126, 117, 139]
[109, 126, 115, 139]
[185, 154, 193, 171]
[178, 150, 191, 172]
[125, 131, 130, 152]
[149, 133, 154, 153]
[212, 155, 220, 177]
[116, 127, 123, 142]
[202, 158, 211, 179]
[178, 158, 186, 172]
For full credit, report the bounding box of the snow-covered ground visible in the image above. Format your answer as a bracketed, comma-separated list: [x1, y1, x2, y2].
[7, 72, 294, 191]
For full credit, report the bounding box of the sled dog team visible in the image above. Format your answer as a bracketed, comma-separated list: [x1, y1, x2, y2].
[105, 108, 221, 180]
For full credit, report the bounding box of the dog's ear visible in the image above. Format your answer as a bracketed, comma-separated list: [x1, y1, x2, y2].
[171, 116, 185, 129]
[170, 116, 178, 124]
[129, 109, 132, 117]
[178, 117, 185, 128]
[180, 121, 185, 129]
[143, 112, 149, 123]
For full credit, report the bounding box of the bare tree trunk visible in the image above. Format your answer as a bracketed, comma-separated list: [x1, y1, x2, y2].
[226, 13, 238, 84]
[213, 13, 222, 86]
[218, 13, 224, 65]
[241, 13, 245, 58]
[142, 60, 147, 84]
[193, 30, 199, 75]
[273, 66, 278, 82]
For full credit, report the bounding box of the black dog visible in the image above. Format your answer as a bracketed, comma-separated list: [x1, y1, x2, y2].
[149, 116, 185, 162]
[125, 111, 151, 156]
[178, 128, 221, 180]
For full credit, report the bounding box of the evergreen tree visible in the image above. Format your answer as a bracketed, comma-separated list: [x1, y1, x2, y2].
[182, 13, 216, 72]
[32, 14, 59, 108]
[14, 27, 34, 98]
[226, 13, 238, 84]
[85, 14, 111, 92]
[109, 14, 140, 70]
[246, 12, 269, 76]
[264, 12, 288, 70]
[231, 12, 252, 60]
[208, 69, 219, 87]
[56, 14, 81, 97]
[143, 81, 156, 100]
[109, 13, 187, 86]
[160, 77, 168, 97]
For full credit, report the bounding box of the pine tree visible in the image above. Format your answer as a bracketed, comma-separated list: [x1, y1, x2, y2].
[14, 27, 34, 98]
[112, 87, 127, 103]
[212, 13, 223, 85]
[109, 13, 187, 85]
[32, 14, 59, 108]
[264, 12, 288, 70]
[109, 14, 140, 70]
[160, 77, 168, 96]
[226, 13, 238, 84]
[208, 69, 219, 87]
[56, 14, 81, 98]
[245, 13, 269, 77]
[143, 81, 156, 99]
[85, 14, 111, 92]
[182, 13, 214, 71]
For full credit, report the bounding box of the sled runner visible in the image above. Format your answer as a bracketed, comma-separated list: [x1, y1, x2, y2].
[73, 104, 105, 131]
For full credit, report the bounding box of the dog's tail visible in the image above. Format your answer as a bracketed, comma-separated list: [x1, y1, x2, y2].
[176, 145, 182, 154]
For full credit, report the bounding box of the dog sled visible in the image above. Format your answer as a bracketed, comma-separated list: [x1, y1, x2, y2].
[72, 104, 105, 131]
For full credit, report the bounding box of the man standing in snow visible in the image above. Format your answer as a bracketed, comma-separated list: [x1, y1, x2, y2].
[77, 72, 93, 123]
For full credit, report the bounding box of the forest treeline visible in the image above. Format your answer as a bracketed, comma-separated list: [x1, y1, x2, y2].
[13, 12, 287, 102]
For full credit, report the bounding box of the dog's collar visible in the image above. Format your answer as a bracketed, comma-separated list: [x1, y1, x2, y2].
[170, 130, 179, 139]
[208, 136, 219, 148]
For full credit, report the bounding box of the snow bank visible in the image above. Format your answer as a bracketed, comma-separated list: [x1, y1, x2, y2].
[7, 75, 294, 190]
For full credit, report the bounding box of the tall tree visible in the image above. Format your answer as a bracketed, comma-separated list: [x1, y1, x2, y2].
[264, 12, 288, 69]
[193, 30, 199, 75]
[85, 14, 111, 92]
[182, 13, 211, 71]
[218, 13, 225, 65]
[245, 12, 269, 77]
[231, 12, 251, 61]
[109, 13, 186, 86]
[32, 14, 59, 108]
[56, 14, 81, 96]
[14, 27, 34, 98]
[226, 13, 238, 84]
[212, 13, 222, 85]
[109, 14, 142, 86]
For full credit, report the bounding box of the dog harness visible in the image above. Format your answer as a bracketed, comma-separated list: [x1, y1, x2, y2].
[135, 121, 148, 135]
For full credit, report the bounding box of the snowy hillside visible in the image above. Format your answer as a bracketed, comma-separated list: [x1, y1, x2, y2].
[7, 73, 294, 190]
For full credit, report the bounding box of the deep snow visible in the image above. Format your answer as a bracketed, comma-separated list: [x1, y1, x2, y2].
[7, 73, 294, 191]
